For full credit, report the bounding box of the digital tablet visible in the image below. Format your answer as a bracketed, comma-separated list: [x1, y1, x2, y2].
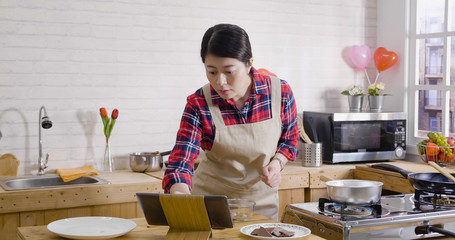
[136, 193, 233, 229]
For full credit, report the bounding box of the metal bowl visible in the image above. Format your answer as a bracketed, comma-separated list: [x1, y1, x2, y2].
[129, 151, 170, 172]
[325, 179, 383, 205]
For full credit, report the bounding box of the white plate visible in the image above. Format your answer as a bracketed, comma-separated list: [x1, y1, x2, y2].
[240, 223, 311, 239]
[47, 217, 136, 240]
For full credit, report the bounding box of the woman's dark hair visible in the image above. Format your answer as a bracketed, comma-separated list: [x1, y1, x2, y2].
[200, 24, 252, 64]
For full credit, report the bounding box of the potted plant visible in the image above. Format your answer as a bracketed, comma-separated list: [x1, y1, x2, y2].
[99, 107, 119, 172]
[367, 82, 387, 112]
[341, 85, 365, 112]
[347, 45, 398, 112]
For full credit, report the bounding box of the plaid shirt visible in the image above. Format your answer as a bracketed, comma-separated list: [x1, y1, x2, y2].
[162, 67, 299, 192]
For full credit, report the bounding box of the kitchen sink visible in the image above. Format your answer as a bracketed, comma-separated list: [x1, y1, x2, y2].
[0, 175, 111, 191]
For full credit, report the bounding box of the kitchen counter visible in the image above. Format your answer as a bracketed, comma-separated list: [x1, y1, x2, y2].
[3, 160, 408, 239]
[148, 161, 361, 204]
[12, 159, 454, 240]
[0, 171, 163, 239]
[0, 162, 358, 214]
[0, 162, 361, 239]
[0, 170, 163, 214]
[17, 213, 325, 240]
[148, 161, 360, 190]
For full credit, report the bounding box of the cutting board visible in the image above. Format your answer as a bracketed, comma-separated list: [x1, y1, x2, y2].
[0, 153, 20, 177]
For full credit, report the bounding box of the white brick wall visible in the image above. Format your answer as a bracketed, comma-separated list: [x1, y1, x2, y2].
[0, 0, 377, 175]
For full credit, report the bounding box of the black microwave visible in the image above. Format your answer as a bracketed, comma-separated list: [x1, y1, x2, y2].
[302, 111, 406, 163]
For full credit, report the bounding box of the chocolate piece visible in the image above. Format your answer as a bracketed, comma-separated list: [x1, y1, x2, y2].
[251, 226, 295, 237]
[251, 226, 273, 237]
[271, 227, 295, 237]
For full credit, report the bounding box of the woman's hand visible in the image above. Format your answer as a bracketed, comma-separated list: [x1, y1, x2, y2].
[260, 159, 282, 188]
[169, 183, 191, 194]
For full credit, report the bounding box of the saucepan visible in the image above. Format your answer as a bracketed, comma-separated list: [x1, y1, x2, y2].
[129, 151, 171, 172]
[325, 179, 383, 205]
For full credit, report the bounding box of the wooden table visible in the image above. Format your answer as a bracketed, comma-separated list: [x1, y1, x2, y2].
[17, 214, 324, 240]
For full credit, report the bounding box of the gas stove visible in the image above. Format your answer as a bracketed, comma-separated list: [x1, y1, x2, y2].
[281, 193, 455, 239]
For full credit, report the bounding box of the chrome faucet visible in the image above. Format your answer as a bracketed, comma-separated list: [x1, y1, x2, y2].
[38, 106, 52, 175]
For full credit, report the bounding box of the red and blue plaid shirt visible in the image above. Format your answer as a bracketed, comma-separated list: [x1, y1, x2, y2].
[162, 67, 299, 192]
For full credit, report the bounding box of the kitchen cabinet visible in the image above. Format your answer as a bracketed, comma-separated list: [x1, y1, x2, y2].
[0, 171, 162, 240]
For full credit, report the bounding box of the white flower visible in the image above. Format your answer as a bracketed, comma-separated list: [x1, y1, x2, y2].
[342, 85, 364, 96]
[368, 82, 386, 96]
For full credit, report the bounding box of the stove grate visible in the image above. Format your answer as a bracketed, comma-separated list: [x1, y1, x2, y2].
[318, 198, 383, 220]
[414, 190, 455, 211]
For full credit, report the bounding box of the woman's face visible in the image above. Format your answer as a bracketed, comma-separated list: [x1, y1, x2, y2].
[204, 54, 253, 102]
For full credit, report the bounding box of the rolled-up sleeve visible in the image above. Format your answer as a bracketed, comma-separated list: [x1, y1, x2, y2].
[162, 98, 202, 193]
[276, 81, 299, 161]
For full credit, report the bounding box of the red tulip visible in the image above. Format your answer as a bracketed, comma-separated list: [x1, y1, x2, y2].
[99, 107, 119, 140]
[100, 108, 108, 118]
[111, 109, 119, 119]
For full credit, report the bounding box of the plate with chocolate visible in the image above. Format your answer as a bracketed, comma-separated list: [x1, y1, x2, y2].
[240, 223, 310, 239]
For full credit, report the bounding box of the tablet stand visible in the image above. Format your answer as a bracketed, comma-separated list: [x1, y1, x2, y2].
[159, 194, 212, 239]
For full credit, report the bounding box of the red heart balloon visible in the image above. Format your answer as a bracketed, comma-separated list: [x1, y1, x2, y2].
[374, 47, 398, 72]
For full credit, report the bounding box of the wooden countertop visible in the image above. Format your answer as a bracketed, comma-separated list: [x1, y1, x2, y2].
[0, 161, 370, 214]
[145, 164, 314, 190]
[17, 213, 324, 240]
[0, 171, 163, 214]
[147, 161, 362, 190]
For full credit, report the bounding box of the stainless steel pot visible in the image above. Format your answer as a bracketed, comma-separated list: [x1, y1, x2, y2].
[325, 179, 383, 205]
[129, 151, 171, 172]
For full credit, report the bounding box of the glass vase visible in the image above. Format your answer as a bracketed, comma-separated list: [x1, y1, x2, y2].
[103, 139, 115, 172]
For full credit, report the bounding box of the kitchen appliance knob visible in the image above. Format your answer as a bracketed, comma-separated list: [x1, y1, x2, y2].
[395, 147, 404, 158]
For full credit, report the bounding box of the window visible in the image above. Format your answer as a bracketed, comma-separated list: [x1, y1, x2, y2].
[409, 0, 455, 144]
[429, 116, 438, 131]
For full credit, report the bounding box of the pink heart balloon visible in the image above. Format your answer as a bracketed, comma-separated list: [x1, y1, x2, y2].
[349, 45, 371, 69]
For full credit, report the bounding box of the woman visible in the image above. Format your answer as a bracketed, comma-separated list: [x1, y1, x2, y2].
[162, 23, 299, 220]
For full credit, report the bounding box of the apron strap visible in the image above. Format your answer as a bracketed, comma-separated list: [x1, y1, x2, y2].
[202, 84, 225, 128]
[270, 76, 282, 120]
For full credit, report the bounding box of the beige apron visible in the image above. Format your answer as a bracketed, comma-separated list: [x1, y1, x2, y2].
[192, 76, 282, 220]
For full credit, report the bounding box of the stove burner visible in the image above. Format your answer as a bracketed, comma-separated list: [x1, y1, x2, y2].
[423, 196, 455, 205]
[318, 198, 385, 220]
[329, 205, 373, 216]
[414, 190, 455, 210]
